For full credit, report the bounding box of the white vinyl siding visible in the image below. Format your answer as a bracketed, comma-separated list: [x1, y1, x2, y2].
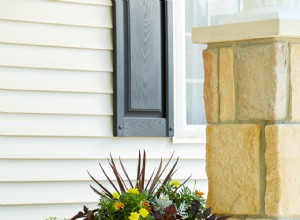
[0, 0, 207, 219]
[0, 68, 113, 93]
[0, 0, 113, 28]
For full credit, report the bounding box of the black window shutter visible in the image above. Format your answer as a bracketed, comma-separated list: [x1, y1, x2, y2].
[113, 0, 174, 137]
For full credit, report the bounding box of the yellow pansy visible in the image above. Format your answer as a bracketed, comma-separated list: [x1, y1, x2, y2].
[112, 192, 120, 199]
[128, 212, 140, 220]
[139, 208, 149, 218]
[127, 188, 140, 194]
[170, 181, 180, 187]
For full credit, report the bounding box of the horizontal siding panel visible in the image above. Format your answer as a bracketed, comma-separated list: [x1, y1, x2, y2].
[0, 67, 113, 93]
[1, 159, 206, 182]
[0, 180, 208, 205]
[55, 0, 113, 6]
[0, 20, 113, 49]
[0, 182, 99, 205]
[0, 113, 113, 137]
[0, 90, 113, 115]
[0, 203, 98, 220]
[0, 44, 113, 72]
[0, 0, 112, 28]
[0, 137, 206, 159]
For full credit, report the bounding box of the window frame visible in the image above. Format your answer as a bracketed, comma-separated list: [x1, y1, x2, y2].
[173, 0, 206, 144]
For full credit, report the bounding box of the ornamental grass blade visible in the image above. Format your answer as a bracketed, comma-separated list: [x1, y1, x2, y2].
[152, 167, 178, 194]
[138, 168, 144, 192]
[171, 174, 192, 196]
[177, 174, 192, 190]
[157, 151, 175, 180]
[83, 206, 88, 214]
[162, 157, 179, 184]
[108, 157, 126, 192]
[155, 157, 179, 197]
[152, 152, 176, 193]
[136, 150, 141, 189]
[145, 167, 156, 190]
[99, 163, 120, 194]
[152, 168, 176, 194]
[109, 156, 128, 190]
[89, 185, 109, 198]
[119, 156, 134, 188]
[119, 173, 128, 191]
[87, 171, 112, 198]
[149, 158, 163, 194]
[119, 170, 128, 191]
[139, 150, 146, 191]
[109, 154, 126, 189]
[108, 159, 125, 192]
[70, 211, 84, 220]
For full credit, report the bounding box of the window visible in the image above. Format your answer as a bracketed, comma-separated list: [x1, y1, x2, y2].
[173, 0, 241, 143]
[113, 0, 240, 138]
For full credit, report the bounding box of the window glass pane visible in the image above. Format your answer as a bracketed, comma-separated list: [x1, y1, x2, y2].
[210, 0, 240, 25]
[185, 0, 208, 32]
[186, 36, 206, 80]
[184, 0, 239, 125]
[186, 82, 206, 124]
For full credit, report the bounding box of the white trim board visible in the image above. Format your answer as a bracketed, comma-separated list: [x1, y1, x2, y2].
[193, 19, 300, 44]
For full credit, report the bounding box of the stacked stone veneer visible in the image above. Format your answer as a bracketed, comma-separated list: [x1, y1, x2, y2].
[203, 38, 300, 218]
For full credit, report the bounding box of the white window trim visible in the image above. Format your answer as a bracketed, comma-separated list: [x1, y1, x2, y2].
[173, 0, 206, 144]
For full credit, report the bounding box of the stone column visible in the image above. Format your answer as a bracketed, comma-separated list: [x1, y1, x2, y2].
[193, 2, 300, 219]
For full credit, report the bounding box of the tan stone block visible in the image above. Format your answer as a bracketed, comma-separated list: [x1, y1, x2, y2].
[265, 125, 300, 217]
[291, 44, 300, 120]
[237, 42, 288, 120]
[203, 49, 219, 122]
[220, 47, 235, 121]
[206, 124, 261, 215]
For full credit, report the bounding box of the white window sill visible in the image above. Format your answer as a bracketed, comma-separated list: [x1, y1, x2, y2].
[172, 137, 206, 144]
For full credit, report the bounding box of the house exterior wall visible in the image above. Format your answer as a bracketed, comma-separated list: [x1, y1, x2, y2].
[0, 0, 207, 219]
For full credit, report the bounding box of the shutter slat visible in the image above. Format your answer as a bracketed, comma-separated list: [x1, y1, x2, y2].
[124, 118, 166, 136]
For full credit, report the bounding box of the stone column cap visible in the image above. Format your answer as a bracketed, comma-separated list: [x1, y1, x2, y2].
[192, 19, 300, 44]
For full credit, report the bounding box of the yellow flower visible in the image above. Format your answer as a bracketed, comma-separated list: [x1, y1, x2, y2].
[196, 191, 204, 196]
[127, 188, 140, 194]
[139, 208, 149, 218]
[113, 202, 124, 211]
[112, 192, 120, 199]
[170, 181, 180, 187]
[128, 212, 140, 220]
